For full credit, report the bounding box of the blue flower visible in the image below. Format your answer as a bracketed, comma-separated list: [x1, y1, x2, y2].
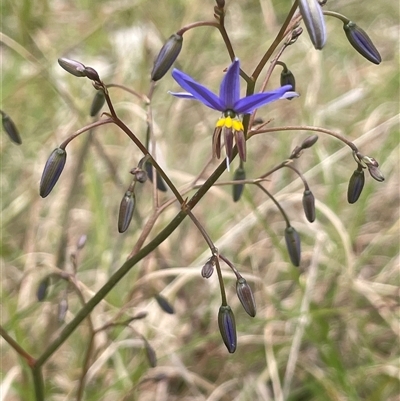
[169, 58, 296, 163]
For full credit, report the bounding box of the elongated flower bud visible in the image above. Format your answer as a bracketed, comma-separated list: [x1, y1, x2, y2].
[83, 67, 100, 82]
[360, 155, 385, 182]
[218, 305, 237, 353]
[154, 294, 175, 314]
[236, 278, 256, 317]
[280, 68, 296, 100]
[302, 189, 316, 222]
[1, 111, 22, 144]
[144, 160, 168, 192]
[151, 34, 183, 81]
[118, 191, 135, 233]
[298, 0, 327, 50]
[301, 135, 318, 149]
[347, 167, 365, 204]
[144, 340, 157, 367]
[232, 167, 246, 202]
[201, 256, 216, 278]
[367, 165, 385, 182]
[58, 57, 86, 77]
[90, 90, 106, 116]
[284, 226, 301, 267]
[343, 22, 381, 65]
[40, 148, 67, 198]
[37, 276, 50, 301]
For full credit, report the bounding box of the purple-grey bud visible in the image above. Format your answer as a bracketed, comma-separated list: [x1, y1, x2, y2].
[37, 276, 50, 301]
[201, 257, 216, 279]
[90, 90, 105, 117]
[236, 278, 256, 317]
[144, 340, 157, 368]
[151, 34, 183, 81]
[232, 167, 246, 202]
[302, 189, 316, 222]
[301, 135, 318, 149]
[361, 156, 385, 182]
[343, 22, 381, 65]
[84, 67, 100, 81]
[1, 111, 22, 144]
[367, 165, 385, 182]
[298, 0, 327, 50]
[218, 305, 237, 353]
[40, 148, 67, 198]
[284, 226, 301, 267]
[144, 160, 168, 192]
[58, 57, 86, 77]
[347, 167, 365, 204]
[118, 191, 135, 233]
[280, 68, 296, 100]
[154, 294, 175, 314]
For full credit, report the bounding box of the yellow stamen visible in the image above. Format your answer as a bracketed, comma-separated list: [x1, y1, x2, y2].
[215, 116, 244, 131]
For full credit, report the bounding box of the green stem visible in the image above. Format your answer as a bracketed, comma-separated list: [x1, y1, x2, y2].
[32, 366, 45, 401]
[0, 325, 36, 366]
[215, 257, 227, 306]
[323, 10, 350, 24]
[35, 156, 230, 367]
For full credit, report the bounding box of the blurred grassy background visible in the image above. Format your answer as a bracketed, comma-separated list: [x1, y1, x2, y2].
[1, 0, 399, 400]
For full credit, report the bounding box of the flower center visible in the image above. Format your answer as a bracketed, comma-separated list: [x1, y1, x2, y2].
[216, 111, 244, 132]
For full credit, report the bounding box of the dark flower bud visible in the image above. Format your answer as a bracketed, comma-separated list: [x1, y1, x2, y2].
[154, 294, 175, 314]
[144, 340, 157, 368]
[287, 26, 304, 45]
[151, 34, 183, 81]
[40, 148, 67, 198]
[1, 111, 22, 144]
[130, 167, 148, 183]
[343, 21, 381, 65]
[133, 311, 148, 320]
[58, 57, 86, 77]
[90, 90, 106, 117]
[361, 155, 385, 182]
[37, 276, 50, 301]
[284, 226, 301, 267]
[301, 135, 318, 149]
[236, 278, 256, 317]
[302, 189, 316, 222]
[298, 0, 327, 50]
[280, 68, 296, 100]
[201, 256, 216, 278]
[347, 167, 365, 204]
[118, 191, 135, 233]
[290, 145, 302, 159]
[367, 165, 385, 182]
[84, 67, 101, 82]
[58, 298, 68, 322]
[232, 167, 246, 202]
[218, 305, 237, 353]
[215, 0, 225, 7]
[144, 160, 168, 192]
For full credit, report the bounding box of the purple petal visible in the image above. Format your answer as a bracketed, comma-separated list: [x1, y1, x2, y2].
[219, 58, 240, 110]
[168, 91, 196, 99]
[171, 69, 223, 110]
[233, 85, 293, 114]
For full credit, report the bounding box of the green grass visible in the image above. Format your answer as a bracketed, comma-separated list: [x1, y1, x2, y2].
[1, 0, 399, 400]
